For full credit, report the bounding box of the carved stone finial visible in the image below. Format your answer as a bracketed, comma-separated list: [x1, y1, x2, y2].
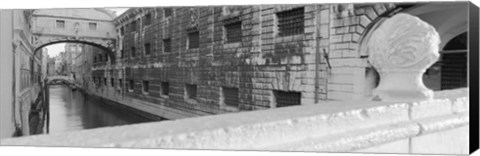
[367, 13, 440, 102]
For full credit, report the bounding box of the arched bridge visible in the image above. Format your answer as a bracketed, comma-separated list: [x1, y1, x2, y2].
[46, 76, 75, 85]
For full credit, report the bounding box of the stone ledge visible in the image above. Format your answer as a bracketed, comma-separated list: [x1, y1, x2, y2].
[1, 89, 469, 154]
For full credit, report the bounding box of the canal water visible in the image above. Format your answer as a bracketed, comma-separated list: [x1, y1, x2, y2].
[48, 85, 152, 134]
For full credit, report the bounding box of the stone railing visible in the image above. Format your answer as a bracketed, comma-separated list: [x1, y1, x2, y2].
[1, 88, 469, 155]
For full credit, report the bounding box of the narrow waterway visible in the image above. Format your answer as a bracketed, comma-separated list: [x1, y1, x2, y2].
[48, 85, 152, 134]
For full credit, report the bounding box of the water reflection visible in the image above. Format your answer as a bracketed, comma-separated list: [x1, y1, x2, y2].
[49, 85, 152, 134]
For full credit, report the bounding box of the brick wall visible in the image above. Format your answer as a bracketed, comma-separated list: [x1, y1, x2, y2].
[91, 4, 398, 119]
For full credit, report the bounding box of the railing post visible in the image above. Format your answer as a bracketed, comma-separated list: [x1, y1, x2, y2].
[367, 13, 441, 102]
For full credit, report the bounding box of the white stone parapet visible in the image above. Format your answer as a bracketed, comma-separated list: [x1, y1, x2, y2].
[368, 13, 441, 102]
[1, 88, 469, 155]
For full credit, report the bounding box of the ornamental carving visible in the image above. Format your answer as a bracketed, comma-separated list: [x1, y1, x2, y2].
[189, 8, 199, 27]
[367, 13, 440, 101]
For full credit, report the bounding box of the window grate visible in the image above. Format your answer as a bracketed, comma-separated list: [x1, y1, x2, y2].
[186, 84, 197, 99]
[277, 7, 305, 37]
[131, 20, 137, 32]
[274, 90, 301, 108]
[223, 87, 239, 107]
[161, 82, 169, 95]
[89, 22, 97, 30]
[129, 80, 134, 90]
[131, 47, 136, 57]
[188, 31, 200, 49]
[163, 39, 171, 53]
[164, 8, 173, 18]
[143, 80, 149, 92]
[111, 78, 115, 87]
[144, 43, 151, 55]
[225, 22, 242, 43]
[56, 20, 65, 29]
[144, 13, 152, 26]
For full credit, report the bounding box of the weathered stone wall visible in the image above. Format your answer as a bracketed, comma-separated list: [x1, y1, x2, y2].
[90, 4, 402, 119]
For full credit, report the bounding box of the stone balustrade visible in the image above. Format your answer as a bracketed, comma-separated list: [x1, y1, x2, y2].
[1, 88, 469, 155]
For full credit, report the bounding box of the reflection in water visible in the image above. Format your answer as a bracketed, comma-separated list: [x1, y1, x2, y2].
[49, 85, 152, 134]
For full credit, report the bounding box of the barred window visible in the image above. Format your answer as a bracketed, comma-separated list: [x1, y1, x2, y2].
[131, 20, 137, 32]
[273, 90, 301, 108]
[88, 22, 97, 30]
[161, 82, 169, 95]
[223, 87, 239, 107]
[131, 47, 136, 57]
[225, 22, 242, 43]
[111, 78, 115, 87]
[144, 13, 152, 26]
[143, 80, 149, 92]
[104, 78, 107, 86]
[164, 8, 173, 18]
[163, 38, 171, 53]
[276, 7, 305, 36]
[144, 43, 151, 55]
[56, 20, 65, 29]
[129, 80, 134, 90]
[187, 31, 200, 49]
[186, 84, 197, 99]
[119, 79, 123, 89]
[120, 27, 124, 35]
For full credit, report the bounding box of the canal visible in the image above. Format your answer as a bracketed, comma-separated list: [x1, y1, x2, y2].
[48, 85, 153, 134]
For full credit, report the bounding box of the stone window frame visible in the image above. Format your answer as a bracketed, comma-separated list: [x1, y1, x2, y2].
[111, 78, 115, 87]
[185, 83, 197, 101]
[224, 21, 243, 44]
[130, 20, 137, 32]
[131, 46, 136, 58]
[219, 87, 240, 112]
[128, 79, 135, 92]
[144, 43, 151, 55]
[272, 90, 302, 108]
[143, 13, 152, 26]
[88, 22, 97, 30]
[164, 8, 173, 18]
[275, 7, 306, 37]
[163, 38, 171, 53]
[186, 29, 200, 49]
[160, 81, 169, 97]
[142, 80, 149, 94]
[55, 20, 65, 29]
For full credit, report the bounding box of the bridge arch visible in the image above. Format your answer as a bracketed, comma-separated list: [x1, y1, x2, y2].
[30, 8, 118, 63]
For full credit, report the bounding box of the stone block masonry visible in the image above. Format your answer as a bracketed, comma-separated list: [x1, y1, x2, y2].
[89, 4, 402, 119]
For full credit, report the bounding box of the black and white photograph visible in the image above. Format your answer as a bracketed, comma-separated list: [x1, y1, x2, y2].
[0, 0, 478, 155]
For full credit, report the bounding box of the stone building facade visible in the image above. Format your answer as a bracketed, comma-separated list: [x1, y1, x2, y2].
[90, 2, 469, 119]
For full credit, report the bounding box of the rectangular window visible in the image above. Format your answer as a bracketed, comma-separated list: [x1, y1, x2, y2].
[131, 47, 136, 57]
[56, 20, 65, 29]
[163, 38, 171, 53]
[273, 90, 301, 108]
[89, 22, 97, 30]
[144, 13, 152, 26]
[164, 8, 172, 18]
[143, 80, 149, 92]
[111, 78, 115, 87]
[186, 84, 197, 99]
[144, 43, 151, 55]
[187, 31, 200, 49]
[225, 22, 242, 43]
[119, 79, 123, 89]
[120, 27, 124, 35]
[161, 82, 169, 95]
[104, 78, 107, 86]
[277, 7, 305, 37]
[223, 87, 239, 107]
[131, 20, 137, 32]
[121, 50, 124, 58]
[129, 79, 134, 90]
